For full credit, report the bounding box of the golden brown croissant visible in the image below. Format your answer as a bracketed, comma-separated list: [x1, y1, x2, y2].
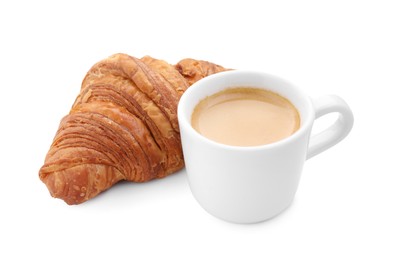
[39, 53, 227, 205]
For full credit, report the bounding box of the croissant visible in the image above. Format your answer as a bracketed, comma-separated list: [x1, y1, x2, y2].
[39, 53, 227, 205]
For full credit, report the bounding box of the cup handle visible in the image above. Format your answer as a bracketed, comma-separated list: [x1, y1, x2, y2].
[307, 95, 354, 160]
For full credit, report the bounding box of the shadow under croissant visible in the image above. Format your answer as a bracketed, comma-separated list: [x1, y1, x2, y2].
[76, 168, 189, 208]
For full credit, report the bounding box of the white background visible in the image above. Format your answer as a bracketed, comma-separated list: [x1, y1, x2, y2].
[1, 0, 392, 259]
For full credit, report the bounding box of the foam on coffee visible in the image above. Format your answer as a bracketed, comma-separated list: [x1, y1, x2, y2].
[191, 87, 300, 146]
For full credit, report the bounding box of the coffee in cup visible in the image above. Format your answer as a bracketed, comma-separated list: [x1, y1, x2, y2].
[177, 70, 354, 224]
[191, 87, 300, 147]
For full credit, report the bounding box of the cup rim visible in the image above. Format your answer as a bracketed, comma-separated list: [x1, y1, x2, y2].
[178, 70, 315, 151]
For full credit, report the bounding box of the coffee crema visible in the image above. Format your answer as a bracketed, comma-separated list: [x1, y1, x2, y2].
[191, 87, 300, 146]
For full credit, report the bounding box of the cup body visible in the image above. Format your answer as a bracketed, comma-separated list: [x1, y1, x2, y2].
[178, 70, 316, 223]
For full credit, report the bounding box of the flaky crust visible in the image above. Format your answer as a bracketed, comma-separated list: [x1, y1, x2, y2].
[175, 58, 227, 86]
[39, 53, 227, 205]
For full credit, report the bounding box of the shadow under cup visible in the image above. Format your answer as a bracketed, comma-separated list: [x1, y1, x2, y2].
[177, 70, 317, 224]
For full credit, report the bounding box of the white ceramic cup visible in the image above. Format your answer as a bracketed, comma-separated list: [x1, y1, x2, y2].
[177, 70, 354, 224]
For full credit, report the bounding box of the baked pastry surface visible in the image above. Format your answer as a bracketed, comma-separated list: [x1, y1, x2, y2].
[39, 53, 226, 204]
